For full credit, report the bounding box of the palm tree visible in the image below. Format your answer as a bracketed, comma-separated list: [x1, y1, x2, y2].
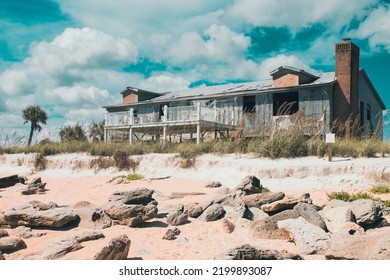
[89, 120, 105, 142]
[22, 105, 48, 146]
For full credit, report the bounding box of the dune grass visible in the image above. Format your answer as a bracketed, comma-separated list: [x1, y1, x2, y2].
[326, 191, 390, 207]
[369, 185, 390, 194]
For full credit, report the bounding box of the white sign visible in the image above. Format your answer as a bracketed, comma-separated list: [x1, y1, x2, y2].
[325, 133, 335, 144]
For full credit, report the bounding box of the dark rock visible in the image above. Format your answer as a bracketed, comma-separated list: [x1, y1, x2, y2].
[0, 174, 26, 188]
[166, 211, 188, 226]
[244, 207, 269, 221]
[94, 234, 131, 260]
[0, 251, 4, 260]
[108, 188, 156, 205]
[198, 204, 225, 222]
[163, 228, 181, 240]
[294, 202, 327, 231]
[204, 181, 222, 188]
[251, 209, 299, 240]
[21, 177, 46, 195]
[242, 192, 285, 208]
[0, 229, 9, 238]
[234, 176, 262, 195]
[42, 231, 105, 259]
[4, 201, 78, 228]
[215, 244, 303, 260]
[0, 237, 27, 253]
[184, 203, 203, 218]
[261, 193, 312, 213]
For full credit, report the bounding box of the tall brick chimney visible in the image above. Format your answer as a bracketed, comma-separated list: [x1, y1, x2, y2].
[334, 38, 360, 138]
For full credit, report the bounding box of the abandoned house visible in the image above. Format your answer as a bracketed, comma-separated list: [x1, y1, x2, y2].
[103, 39, 386, 143]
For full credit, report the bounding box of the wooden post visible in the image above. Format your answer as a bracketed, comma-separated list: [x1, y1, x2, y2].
[104, 112, 108, 142]
[328, 143, 332, 162]
[325, 133, 335, 162]
[196, 102, 201, 144]
[129, 127, 133, 145]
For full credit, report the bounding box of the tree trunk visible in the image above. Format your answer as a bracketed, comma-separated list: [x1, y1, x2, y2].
[27, 124, 34, 146]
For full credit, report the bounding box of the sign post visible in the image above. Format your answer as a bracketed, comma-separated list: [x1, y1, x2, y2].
[325, 133, 335, 162]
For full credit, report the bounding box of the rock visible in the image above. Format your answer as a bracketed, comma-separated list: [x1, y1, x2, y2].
[111, 177, 124, 185]
[72, 206, 112, 230]
[94, 234, 131, 260]
[0, 174, 26, 188]
[21, 177, 46, 195]
[198, 204, 225, 222]
[0, 229, 9, 238]
[326, 229, 390, 259]
[13, 226, 46, 238]
[206, 192, 246, 219]
[261, 193, 312, 213]
[204, 181, 222, 188]
[166, 211, 188, 226]
[349, 199, 383, 227]
[162, 228, 181, 240]
[0, 237, 27, 253]
[319, 206, 355, 233]
[294, 203, 327, 231]
[42, 231, 105, 260]
[215, 187, 231, 195]
[365, 218, 390, 230]
[184, 203, 203, 218]
[339, 222, 365, 236]
[0, 251, 4, 260]
[215, 244, 303, 260]
[244, 207, 269, 221]
[251, 209, 299, 240]
[4, 201, 78, 228]
[0, 213, 6, 226]
[277, 217, 329, 254]
[102, 201, 158, 227]
[108, 188, 156, 205]
[234, 176, 262, 195]
[221, 218, 235, 234]
[242, 192, 285, 208]
[160, 204, 184, 214]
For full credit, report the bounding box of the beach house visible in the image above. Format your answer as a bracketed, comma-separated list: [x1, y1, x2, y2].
[103, 39, 386, 143]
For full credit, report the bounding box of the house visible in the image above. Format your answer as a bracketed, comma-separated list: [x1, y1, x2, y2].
[103, 39, 386, 143]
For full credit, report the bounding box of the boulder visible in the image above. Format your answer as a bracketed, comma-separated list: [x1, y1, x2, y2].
[261, 193, 312, 213]
[251, 209, 299, 240]
[160, 204, 184, 214]
[244, 207, 269, 221]
[339, 222, 365, 236]
[0, 251, 4, 260]
[234, 176, 262, 195]
[162, 228, 181, 240]
[108, 188, 156, 205]
[0, 237, 27, 253]
[71, 203, 112, 230]
[242, 192, 285, 208]
[293, 203, 327, 231]
[13, 226, 46, 238]
[166, 211, 188, 226]
[277, 217, 330, 254]
[198, 204, 225, 222]
[4, 201, 78, 228]
[93, 234, 131, 260]
[102, 202, 158, 227]
[184, 203, 203, 218]
[0, 229, 9, 238]
[220, 218, 235, 234]
[21, 177, 46, 195]
[204, 181, 222, 188]
[42, 231, 104, 260]
[326, 229, 390, 259]
[215, 244, 303, 260]
[319, 206, 355, 233]
[349, 199, 384, 227]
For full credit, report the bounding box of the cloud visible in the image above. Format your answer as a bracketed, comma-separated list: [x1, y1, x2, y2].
[352, 4, 390, 52]
[138, 75, 191, 92]
[226, 0, 376, 32]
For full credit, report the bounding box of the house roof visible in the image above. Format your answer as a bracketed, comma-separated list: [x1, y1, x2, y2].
[270, 65, 319, 81]
[103, 71, 336, 108]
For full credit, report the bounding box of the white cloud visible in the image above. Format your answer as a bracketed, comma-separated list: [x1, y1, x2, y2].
[138, 75, 191, 92]
[352, 4, 390, 52]
[226, 0, 376, 31]
[47, 85, 110, 107]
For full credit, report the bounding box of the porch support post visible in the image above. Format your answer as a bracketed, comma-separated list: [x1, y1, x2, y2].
[129, 127, 133, 145]
[162, 105, 168, 144]
[104, 112, 108, 142]
[196, 101, 201, 144]
[163, 127, 167, 144]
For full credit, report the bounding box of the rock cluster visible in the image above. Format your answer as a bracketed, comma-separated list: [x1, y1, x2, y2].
[21, 177, 47, 195]
[93, 235, 131, 260]
[163, 228, 181, 240]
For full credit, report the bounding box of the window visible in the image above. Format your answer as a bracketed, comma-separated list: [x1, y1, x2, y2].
[360, 102, 364, 127]
[367, 104, 371, 122]
[243, 95, 256, 113]
[273, 92, 299, 116]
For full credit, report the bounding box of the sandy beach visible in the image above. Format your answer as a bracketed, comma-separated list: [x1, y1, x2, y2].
[1, 153, 390, 260]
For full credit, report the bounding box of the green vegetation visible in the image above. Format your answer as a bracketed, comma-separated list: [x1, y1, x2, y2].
[22, 105, 48, 146]
[110, 173, 145, 182]
[369, 185, 390, 194]
[326, 191, 390, 207]
[261, 187, 271, 193]
[59, 123, 88, 142]
[0, 136, 389, 160]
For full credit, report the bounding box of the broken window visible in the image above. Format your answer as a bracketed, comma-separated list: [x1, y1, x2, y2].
[243, 95, 256, 113]
[273, 92, 299, 116]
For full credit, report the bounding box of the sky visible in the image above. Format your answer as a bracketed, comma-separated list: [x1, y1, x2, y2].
[0, 0, 390, 144]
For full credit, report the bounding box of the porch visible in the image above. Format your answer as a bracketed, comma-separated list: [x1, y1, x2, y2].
[104, 103, 237, 144]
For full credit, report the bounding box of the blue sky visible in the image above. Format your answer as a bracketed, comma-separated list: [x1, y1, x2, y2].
[0, 0, 389, 143]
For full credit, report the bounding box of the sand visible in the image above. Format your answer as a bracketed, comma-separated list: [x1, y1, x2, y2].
[1, 153, 390, 260]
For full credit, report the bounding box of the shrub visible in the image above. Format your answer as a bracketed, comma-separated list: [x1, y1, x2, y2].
[34, 153, 46, 170]
[369, 185, 390, 194]
[113, 150, 130, 170]
[125, 173, 145, 181]
[260, 135, 308, 158]
[326, 191, 390, 207]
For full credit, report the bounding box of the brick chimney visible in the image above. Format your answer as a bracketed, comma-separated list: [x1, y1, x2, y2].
[334, 38, 360, 138]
